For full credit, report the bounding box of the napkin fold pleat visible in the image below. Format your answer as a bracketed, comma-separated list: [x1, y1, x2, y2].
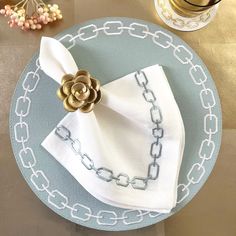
[39, 37, 78, 83]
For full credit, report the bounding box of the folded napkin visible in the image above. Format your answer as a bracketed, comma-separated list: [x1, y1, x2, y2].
[39, 37, 185, 213]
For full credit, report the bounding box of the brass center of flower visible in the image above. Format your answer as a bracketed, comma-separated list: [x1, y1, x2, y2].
[57, 70, 102, 113]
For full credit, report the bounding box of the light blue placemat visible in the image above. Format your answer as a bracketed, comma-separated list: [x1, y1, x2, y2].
[9, 17, 222, 231]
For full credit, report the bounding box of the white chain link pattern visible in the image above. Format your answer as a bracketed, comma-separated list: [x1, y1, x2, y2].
[55, 70, 164, 190]
[13, 20, 219, 226]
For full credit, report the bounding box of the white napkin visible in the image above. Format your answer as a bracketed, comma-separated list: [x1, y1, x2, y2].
[40, 37, 185, 213]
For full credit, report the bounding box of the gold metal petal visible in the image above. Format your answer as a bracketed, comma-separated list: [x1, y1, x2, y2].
[74, 75, 91, 87]
[61, 74, 74, 85]
[72, 83, 90, 101]
[91, 78, 100, 91]
[57, 87, 67, 100]
[58, 70, 102, 113]
[75, 70, 90, 78]
[71, 82, 87, 96]
[87, 88, 97, 103]
[63, 97, 76, 112]
[80, 103, 95, 113]
[67, 94, 85, 109]
[94, 90, 102, 104]
[74, 90, 90, 101]
[62, 81, 74, 96]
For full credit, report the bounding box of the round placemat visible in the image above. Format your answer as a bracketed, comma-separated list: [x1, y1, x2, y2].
[9, 17, 222, 231]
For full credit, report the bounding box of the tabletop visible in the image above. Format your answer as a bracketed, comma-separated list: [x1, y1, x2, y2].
[0, 0, 235, 236]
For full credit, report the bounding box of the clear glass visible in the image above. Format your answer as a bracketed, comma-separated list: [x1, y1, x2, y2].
[170, 0, 222, 17]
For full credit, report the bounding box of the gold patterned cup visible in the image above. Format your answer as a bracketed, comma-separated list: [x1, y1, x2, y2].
[169, 0, 221, 17]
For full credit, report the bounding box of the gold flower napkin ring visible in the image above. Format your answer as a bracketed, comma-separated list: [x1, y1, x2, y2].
[57, 70, 102, 113]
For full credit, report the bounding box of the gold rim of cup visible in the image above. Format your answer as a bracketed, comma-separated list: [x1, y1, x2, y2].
[169, 0, 220, 17]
